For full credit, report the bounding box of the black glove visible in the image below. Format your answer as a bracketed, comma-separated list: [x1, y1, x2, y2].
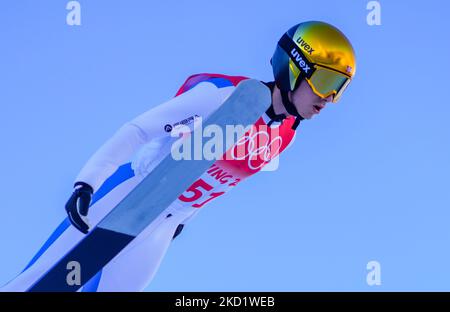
[65, 182, 93, 234]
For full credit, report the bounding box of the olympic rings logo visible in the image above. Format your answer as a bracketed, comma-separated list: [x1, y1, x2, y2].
[230, 127, 283, 170]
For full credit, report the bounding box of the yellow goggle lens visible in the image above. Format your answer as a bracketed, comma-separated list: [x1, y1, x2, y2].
[307, 66, 351, 103]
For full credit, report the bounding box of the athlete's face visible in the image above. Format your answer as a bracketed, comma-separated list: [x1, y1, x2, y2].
[289, 80, 333, 119]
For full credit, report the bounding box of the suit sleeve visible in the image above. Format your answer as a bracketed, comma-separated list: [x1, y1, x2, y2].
[74, 82, 234, 192]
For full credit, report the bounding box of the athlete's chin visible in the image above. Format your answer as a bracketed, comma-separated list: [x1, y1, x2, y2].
[303, 112, 315, 120]
[296, 109, 315, 120]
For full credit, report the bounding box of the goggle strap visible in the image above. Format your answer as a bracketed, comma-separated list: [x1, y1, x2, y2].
[278, 34, 316, 81]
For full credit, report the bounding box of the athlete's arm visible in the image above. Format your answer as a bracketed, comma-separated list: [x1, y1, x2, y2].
[75, 82, 232, 192]
[66, 81, 234, 233]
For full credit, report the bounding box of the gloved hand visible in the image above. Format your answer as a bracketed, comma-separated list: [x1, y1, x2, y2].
[65, 182, 93, 234]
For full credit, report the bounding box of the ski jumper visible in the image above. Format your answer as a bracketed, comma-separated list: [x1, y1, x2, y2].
[1, 74, 297, 292]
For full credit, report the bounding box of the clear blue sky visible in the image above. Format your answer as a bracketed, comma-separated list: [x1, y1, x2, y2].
[1, 0, 449, 291]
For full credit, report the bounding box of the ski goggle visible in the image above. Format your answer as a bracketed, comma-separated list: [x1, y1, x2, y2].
[278, 34, 352, 103]
[305, 65, 351, 103]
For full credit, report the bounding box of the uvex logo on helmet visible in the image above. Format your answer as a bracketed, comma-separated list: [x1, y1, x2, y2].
[296, 37, 315, 55]
[290, 49, 311, 74]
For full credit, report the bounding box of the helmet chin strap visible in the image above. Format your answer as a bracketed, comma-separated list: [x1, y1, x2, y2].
[280, 89, 304, 130]
[263, 81, 304, 130]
